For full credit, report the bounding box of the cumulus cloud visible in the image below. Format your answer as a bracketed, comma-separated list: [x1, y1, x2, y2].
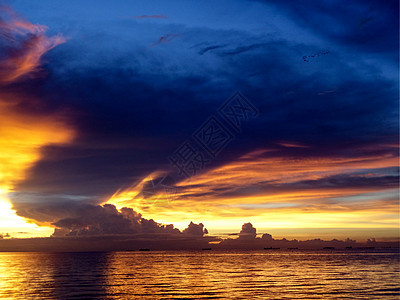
[51, 203, 209, 238]
[262, 233, 273, 241]
[52, 204, 180, 236]
[182, 221, 208, 236]
[239, 222, 257, 239]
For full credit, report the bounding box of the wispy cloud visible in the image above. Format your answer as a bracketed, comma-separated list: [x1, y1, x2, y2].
[151, 33, 180, 46]
[0, 6, 66, 83]
[107, 148, 398, 230]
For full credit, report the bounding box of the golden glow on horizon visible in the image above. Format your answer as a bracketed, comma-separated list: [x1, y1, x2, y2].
[0, 7, 72, 238]
[0, 190, 54, 237]
[107, 149, 399, 234]
[0, 105, 73, 237]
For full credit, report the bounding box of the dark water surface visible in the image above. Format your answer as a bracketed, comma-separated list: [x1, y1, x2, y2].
[0, 250, 398, 299]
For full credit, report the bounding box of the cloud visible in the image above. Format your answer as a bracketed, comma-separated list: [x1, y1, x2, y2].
[182, 221, 208, 236]
[52, 204, 181, 236]
[1, 1, 397, 237]
[0, 221, 398, 251]
[277, 141, 309, 148]
[0, 5, 73, 235]
[0, 5, 46, 38]
[151, 33, 180, 46]
[105, 149, 398, 231]
[198, 44, 227, 55]
[253, 0, 398, 57]
[219, 42, 268, 56]
[239, 222, 256, 239]
[215, 223, 398, 250]
[0, 5, 66, 84]
[51, 203, 210, 238]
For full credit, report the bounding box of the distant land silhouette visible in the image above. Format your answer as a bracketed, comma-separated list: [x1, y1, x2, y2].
[0, 222, 398, 252]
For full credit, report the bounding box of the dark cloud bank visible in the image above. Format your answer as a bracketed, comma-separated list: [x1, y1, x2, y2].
[0, 0, 397, 245]
[6, 0, 398, 226]
[0, 205, 397, 251]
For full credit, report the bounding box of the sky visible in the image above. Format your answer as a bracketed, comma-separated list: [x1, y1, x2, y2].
[0, 0, 398, 242]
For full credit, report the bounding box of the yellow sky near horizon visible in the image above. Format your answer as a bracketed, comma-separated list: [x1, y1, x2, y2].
[106, 150, 399, 240]
[0, 7, 73, 238]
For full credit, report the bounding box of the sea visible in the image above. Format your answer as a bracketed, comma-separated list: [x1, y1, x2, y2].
[0, 249, 399, 299]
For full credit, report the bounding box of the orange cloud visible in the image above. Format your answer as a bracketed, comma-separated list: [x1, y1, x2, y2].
[0, 5, 66, 83]
[107, 149, 398, 233]
[277, 141, 310, 148]
[0, 6, 73, 237]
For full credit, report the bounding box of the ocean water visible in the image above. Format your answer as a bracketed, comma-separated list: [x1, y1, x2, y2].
[0, 250, 398, 299]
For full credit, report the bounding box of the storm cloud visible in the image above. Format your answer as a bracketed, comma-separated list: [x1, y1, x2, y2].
[0, 0, 397, 236]
[51, 203, 209, 237]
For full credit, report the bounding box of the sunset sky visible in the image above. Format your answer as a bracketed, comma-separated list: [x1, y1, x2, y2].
[0, 0, 398, 241]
